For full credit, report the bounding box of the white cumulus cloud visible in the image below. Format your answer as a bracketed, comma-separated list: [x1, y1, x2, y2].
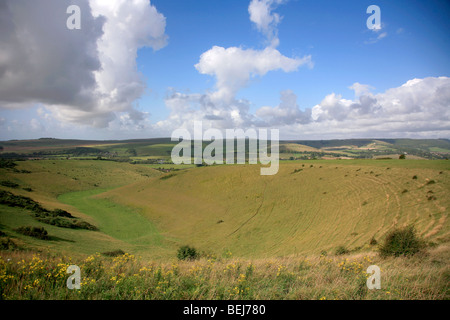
[195, 46, 312, 104]
[0, 0, 168, 129]
[248, 0, 285, 47]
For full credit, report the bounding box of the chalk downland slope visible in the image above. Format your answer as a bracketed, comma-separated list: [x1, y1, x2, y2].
[102, 160, 450, 258]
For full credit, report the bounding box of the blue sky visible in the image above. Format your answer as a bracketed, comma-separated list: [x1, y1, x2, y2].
[0, 0, 449, 140]
[139, 0, 450, 120]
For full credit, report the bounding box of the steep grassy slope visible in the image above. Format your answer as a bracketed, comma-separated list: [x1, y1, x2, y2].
[101, 160, 449, 258]
[0, 160, 162, 258]
[58, 188, 165, 256]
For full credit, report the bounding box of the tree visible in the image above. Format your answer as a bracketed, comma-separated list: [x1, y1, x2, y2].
[126, 148, 137, 156]
[399, 154, 406, 159]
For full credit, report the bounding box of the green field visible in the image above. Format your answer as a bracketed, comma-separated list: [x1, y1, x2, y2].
[58, 189, 163, 249]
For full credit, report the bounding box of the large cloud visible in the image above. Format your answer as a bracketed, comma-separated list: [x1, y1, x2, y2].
[158, 76, 450, 139]
[311, 77, 450, 126]
[193, 0, 311, 106]
[283, 76, 450, 139]
[0, 0, 167, 128]
[256, 90, 311, 125]
[86, 0, 168, 126]
[195, 46, 311, 104]
[0, 0, 103, 109]
[154, 91, 259, 137]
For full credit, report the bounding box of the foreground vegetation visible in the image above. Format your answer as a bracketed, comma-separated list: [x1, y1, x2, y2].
[0, 242, 448, 300]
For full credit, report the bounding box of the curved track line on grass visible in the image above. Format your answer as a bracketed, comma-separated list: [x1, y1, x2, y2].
[227, 182, 268, 237]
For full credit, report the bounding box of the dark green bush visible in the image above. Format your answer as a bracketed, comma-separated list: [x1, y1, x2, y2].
[335, 245, 349, 255]
[0, 190, 46, 212]
[0, 190, 96, 230]
[0, 180, 19, 188]
[160, 173, 176, 180]
[14, 226, 49, 240]
[102, 249, 125, 257]
[51, 209, 74, 218]
[35, 216, 98, 230]
[0, 159, 17, 169]
[379, 225, 425, 257]
[0, 237, 18, 250]
[177, 245, 199, 261]
[72, 220, 98, 231]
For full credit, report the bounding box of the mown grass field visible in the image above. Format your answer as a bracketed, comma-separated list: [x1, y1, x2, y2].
[0, 157, 449, 299]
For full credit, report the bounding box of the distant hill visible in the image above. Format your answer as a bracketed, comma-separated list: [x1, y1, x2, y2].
[1, 137, 449, 160]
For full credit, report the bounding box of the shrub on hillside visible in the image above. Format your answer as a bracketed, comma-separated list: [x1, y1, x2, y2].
[14, 226, 49, 240]
[335, 245, 349, 255]
[378, 225, 425, 257]
[35, 216, 98, 230]
[0, 190, 97, 230]
[0, 190, 47, 213]
[0, 159, 17, 169]
[160, 173, 176, 180]
[35, 217, 73, 229]
[102, 249, 125, 257]
[0, 180, 19, 188]
[0, 237, 18, 250]
[72, 220, 98, 231]
[51, 209, 74, 218]
[177, 245, 199, 261]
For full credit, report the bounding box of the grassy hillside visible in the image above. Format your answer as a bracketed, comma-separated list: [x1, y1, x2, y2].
[0, 157, 449, 300]
[0, 160, 163, 258]
[1, 159, 448, 260]
[95, 160, 449, 259]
